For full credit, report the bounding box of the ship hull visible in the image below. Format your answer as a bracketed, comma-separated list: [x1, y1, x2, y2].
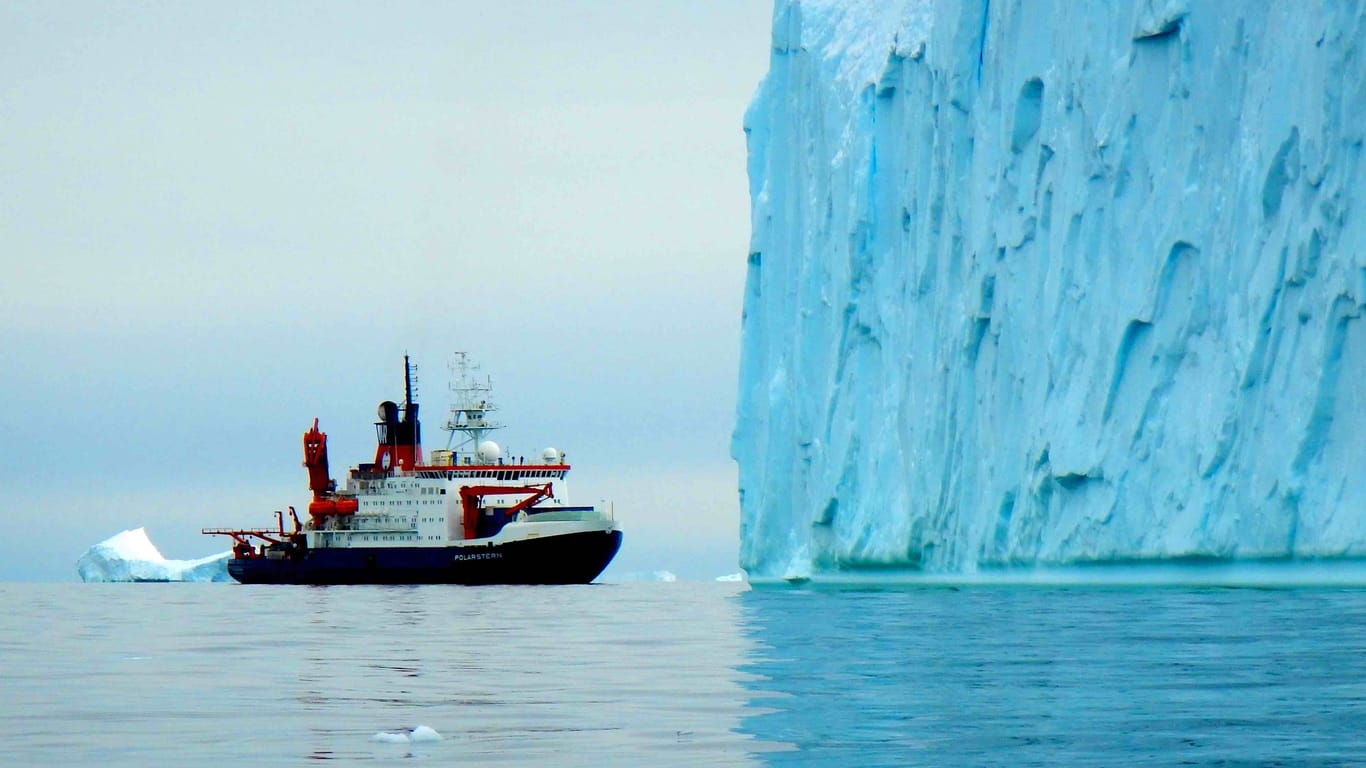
[228, 529, 623, 585]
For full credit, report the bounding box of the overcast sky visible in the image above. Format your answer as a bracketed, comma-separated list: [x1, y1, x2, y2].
[0, 1, 774, 581]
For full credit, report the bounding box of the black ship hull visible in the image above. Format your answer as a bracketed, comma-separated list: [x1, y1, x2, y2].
[228, 529, 623, 585]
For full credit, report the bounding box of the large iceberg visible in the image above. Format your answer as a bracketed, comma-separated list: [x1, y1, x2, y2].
[734, 0, 1366, 578]
[77, 528, 232, 583]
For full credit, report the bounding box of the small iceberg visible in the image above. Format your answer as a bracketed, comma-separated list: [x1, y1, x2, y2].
[371, 725, 443, 743]
[77, 528, 232, 583]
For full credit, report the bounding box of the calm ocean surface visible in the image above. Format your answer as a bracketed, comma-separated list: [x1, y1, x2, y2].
[2, 581, 1365, 767]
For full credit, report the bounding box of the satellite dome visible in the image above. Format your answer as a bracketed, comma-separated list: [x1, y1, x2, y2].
[541, 448, 561, 464]
[477, 441, 502, 463]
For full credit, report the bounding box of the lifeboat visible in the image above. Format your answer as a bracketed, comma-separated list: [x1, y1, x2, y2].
[308, 497, 358, 517]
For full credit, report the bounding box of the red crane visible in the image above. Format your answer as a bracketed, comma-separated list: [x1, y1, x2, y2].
[459, 483, 554, 539]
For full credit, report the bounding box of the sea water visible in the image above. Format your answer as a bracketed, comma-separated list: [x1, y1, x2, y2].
[1, 581, 1364, 766]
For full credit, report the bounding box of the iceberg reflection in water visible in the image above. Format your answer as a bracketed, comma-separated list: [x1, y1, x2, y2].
[735, 574, 1366, 767]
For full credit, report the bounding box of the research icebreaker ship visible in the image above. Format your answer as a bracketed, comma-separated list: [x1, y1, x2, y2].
[204, 355, 622, 584]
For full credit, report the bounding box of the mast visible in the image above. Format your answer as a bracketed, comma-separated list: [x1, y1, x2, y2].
[443, 352, 504, 463]
[404, 354, 415, 412]
[401, 354, 422, 466]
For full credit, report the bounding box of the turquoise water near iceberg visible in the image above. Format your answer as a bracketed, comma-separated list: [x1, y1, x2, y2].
[2, 580, 1364, 766]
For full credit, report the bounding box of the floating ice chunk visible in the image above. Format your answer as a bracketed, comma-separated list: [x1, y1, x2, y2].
[77, 528, 231, 583]
[715, 572, 747, 582]
[409, 725, 443, 742]
[371, 725, 443, 744]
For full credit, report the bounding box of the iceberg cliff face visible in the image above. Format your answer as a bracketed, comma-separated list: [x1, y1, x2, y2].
[734, 0, 1366, 578]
